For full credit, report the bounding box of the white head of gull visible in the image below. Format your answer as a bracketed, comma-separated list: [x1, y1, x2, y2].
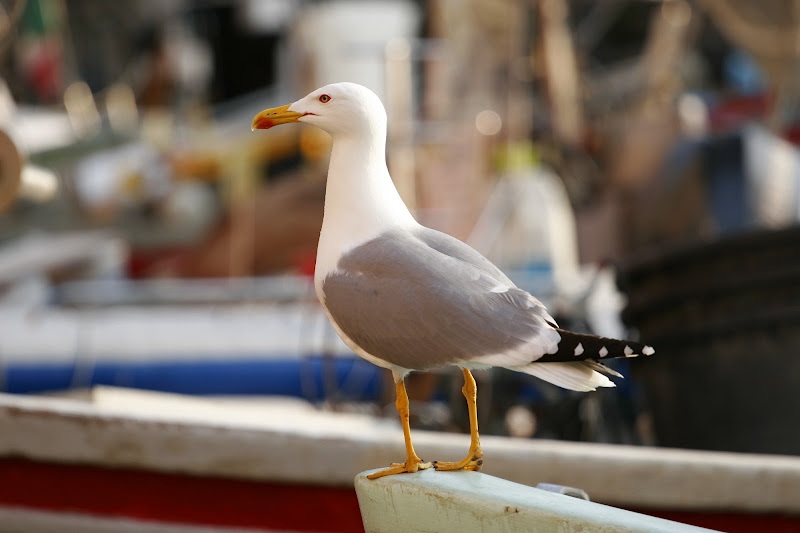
[252, 82, 654, 479]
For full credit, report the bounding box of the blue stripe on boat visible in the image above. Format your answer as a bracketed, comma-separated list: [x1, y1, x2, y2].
[3, 356, 382, 401]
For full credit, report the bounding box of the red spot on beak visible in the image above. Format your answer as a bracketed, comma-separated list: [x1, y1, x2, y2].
[252, 116, 275, 130]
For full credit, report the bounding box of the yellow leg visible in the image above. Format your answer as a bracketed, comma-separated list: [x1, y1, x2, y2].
[367, 378, 432, 479]
[434, 369, 483, 471]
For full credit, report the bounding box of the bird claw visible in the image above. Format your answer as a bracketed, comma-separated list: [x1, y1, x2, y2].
[433, 449, 484, 472]
[367, 458, 432, 479]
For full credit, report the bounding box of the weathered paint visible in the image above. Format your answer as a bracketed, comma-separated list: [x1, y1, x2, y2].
[355, 468, 718, 533]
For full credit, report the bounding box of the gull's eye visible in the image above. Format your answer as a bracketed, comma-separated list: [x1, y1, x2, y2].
[319, 94, 331, 103]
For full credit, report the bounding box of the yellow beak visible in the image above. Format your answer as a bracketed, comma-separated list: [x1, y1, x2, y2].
[251, 104, 304, 131]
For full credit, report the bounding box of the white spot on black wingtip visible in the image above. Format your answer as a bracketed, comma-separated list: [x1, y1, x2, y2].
[643, 346, 655, 356]
[574, 343, 584, 356]
[599, 346, 608, 358]
[624, 345, 633, 356]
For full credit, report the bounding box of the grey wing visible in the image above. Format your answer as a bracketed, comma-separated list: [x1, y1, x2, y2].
[320, 230, 561, 371]
[412, 225, 518, 289]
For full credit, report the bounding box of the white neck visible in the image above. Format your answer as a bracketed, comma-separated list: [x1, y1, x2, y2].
[315, 133, 416, 283]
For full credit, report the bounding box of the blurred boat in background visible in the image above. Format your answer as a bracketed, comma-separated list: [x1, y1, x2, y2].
[1, 386, 799, 533]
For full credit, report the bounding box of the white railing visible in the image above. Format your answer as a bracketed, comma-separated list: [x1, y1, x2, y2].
[355, 468, 717, 533]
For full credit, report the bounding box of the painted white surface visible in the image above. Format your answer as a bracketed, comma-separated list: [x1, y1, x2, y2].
[0, 302, 351, 364]
[355, 468, 719, 533]
[1, 388, 799, 513]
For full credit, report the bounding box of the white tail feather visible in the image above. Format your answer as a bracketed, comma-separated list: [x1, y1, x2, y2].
[511, 361, 615, 392]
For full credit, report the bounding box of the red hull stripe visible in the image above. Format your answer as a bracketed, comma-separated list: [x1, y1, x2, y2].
[3, 457, 799, 532]
[0, 458, 363, 532]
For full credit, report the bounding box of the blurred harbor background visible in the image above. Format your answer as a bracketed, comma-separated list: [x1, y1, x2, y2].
[1, 1, 800, 531]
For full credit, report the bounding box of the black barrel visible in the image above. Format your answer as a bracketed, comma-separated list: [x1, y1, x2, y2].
[618, 226, 800, 455]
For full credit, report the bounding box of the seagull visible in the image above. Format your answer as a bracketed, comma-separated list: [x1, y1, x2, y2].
[252, 82, 654, 479]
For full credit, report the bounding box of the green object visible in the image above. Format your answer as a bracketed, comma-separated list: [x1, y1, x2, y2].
[21, 0, 62, 37]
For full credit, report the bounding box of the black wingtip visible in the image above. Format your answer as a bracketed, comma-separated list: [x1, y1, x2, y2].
[537, 329, 655, 363]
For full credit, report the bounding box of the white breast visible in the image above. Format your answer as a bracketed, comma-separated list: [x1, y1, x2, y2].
[313, 135, 415, 294]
